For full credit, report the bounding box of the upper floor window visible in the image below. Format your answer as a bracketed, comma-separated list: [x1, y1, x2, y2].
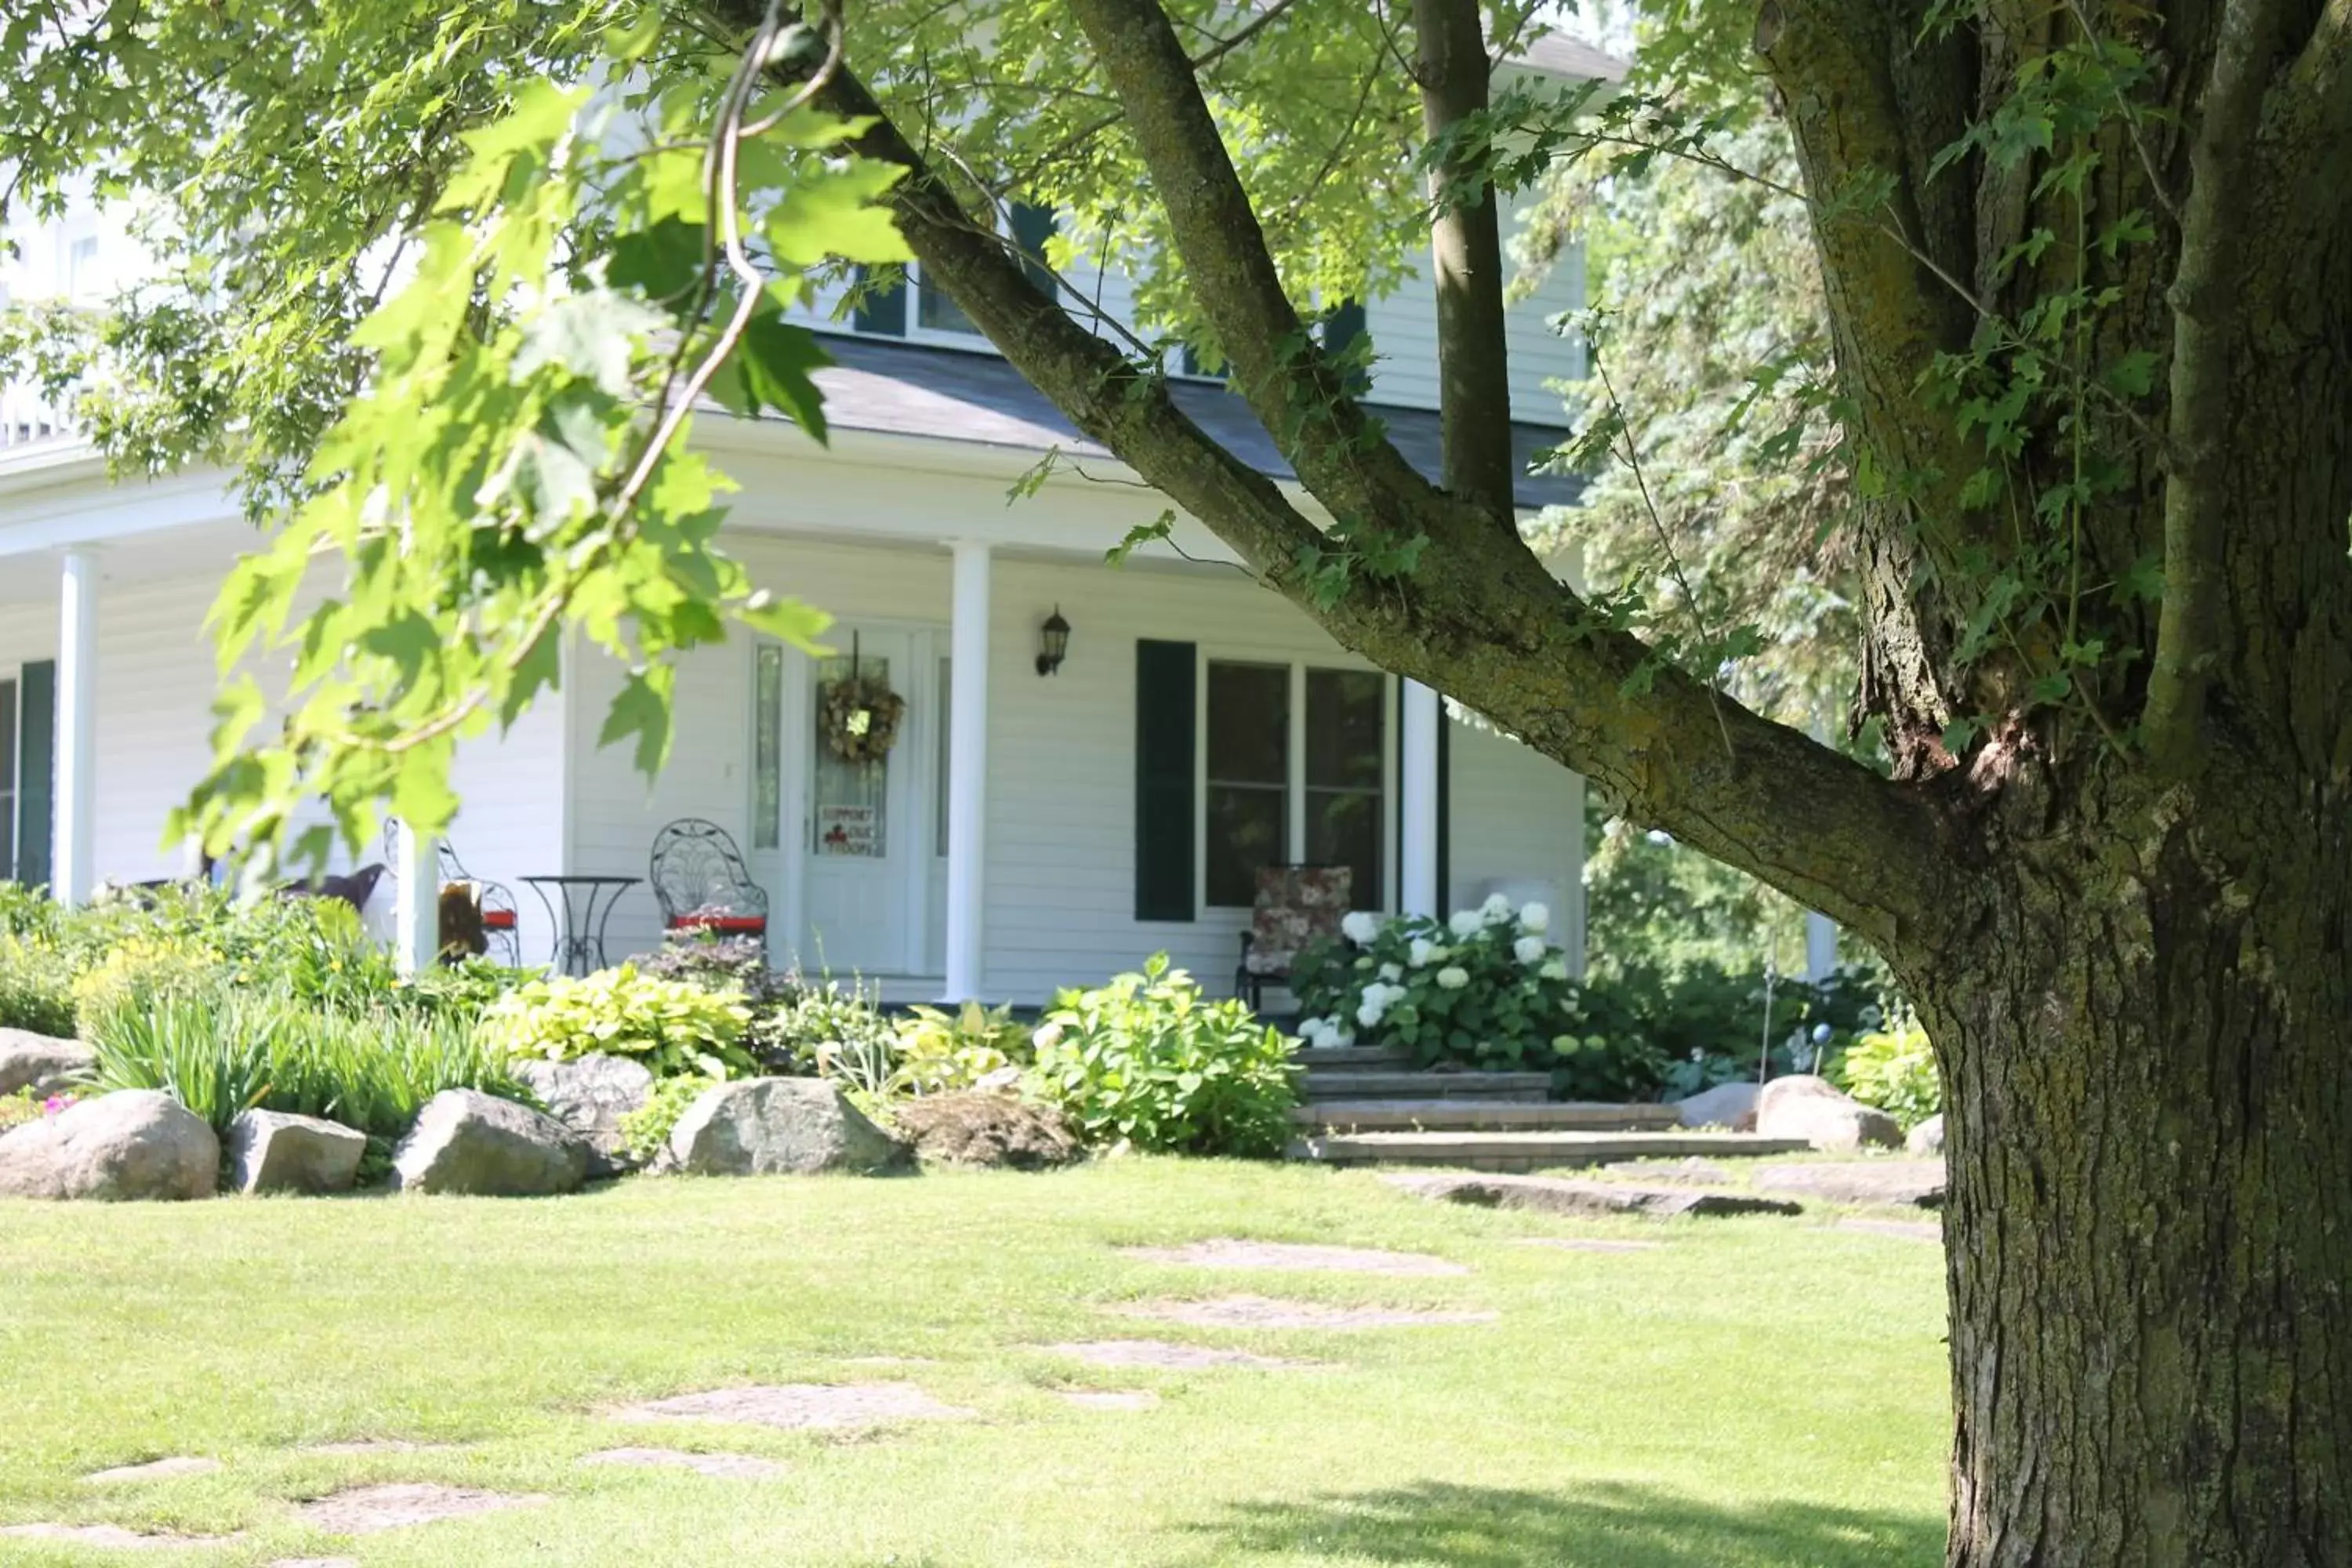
[853, 201, 1056, 344]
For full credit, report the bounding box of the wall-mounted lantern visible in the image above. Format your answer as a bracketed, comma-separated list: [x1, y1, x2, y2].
[1035, 606, 1072, 677]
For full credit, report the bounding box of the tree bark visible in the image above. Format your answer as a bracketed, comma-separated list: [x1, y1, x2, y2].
[1916, 774, 2351, 1566]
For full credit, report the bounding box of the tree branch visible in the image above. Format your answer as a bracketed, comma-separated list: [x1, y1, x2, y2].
[1413, 0, 1519, 524]
[2143, 0, 2293, 771]
[705, 0, 1960, 950]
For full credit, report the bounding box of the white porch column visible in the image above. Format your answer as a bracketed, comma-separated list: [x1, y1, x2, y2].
[1399, 679, 1440, 917]
[55, 548, 99, 906]
[391, 818, 439, 975]
[942, 540, 991, 1001]
[1805, 910, 1839, 982]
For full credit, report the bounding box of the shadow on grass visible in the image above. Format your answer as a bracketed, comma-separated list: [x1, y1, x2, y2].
[1183, 1479, 1944, 1567]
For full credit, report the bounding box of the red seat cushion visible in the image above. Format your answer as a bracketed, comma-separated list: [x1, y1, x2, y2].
[480, 909, 517, 930]
[668, 913, 767, 935]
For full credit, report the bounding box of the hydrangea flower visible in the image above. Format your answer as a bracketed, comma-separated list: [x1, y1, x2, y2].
[1378, 962, 1403, 982]
[1408, 938, 1436, 967]
[1480, 892, 1514, 924]
[1032, 1020, 1065, 1051]
[1447, 909, 1483, 938]
[1436, 966, 1470, 990]
[1539, 959, 1570, 982]
[1356, 998, 1387, 1029]
[1355, 956, 1375, 971]
[1513, 935, 1548, 965]
[1341, 910, 1381, 946]
[1519, 902, 1550, 934]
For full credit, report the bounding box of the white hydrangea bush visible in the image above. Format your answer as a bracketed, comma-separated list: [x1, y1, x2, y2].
[1288, 901, 1584, 1071]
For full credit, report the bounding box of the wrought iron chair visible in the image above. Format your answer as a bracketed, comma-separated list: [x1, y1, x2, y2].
[648, 818, 770, 938]
[1234, 863, 1352, 1011]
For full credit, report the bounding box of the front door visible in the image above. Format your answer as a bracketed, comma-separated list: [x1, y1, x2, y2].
[800, 630, 922, 975]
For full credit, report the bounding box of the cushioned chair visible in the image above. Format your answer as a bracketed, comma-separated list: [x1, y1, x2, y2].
[375, 826, 521, 964]
[649, 818, 770, 938]
[1234, 863, 1352, 1011]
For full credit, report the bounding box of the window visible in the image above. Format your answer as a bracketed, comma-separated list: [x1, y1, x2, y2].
[751, 645, 783, 850]
[67, 236, 99, 300]
[1203, 659, 1386, 909]
[0, 676, 16, 881]
[1204, 662, 1290, 906]
[851, 202, 1056, 343]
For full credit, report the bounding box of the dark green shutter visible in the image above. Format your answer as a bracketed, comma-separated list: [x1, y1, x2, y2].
[852, 266, 907, 336]
[17, 659, 54, 891]
[1010, 202, 1058, 299]
[1134, 640, 1196, 922]
[1323, 299, 1367, 354]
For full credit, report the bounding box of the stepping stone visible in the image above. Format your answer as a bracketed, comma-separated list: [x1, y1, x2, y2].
[1599, 1157, 1737, 1186]
[1120, 1240, 1468, 1276]
[84, 1455, 222, 1483]
[1385, 1171, 1801, 1219]
[1055, 1388, 1160, 1410]
[1116, 1294, 1495, 1330]
[580, 1446, 786, 1479]
[1840, 1217, 1943, 1243]
[615, 1383, 975, 1432]
[1755, 1160, 1947, 1209]
[0, 1523, 244, 1548]
[1040, 1340, 1329, 1370]
[296, 1483, 546, 1535]
[1512, 1237, 1664, 1253]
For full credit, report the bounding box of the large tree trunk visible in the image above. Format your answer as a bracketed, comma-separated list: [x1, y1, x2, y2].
[1918, 790, 2352, 1566]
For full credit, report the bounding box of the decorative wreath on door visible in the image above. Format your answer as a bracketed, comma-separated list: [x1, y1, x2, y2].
[820, 634, 906, 764]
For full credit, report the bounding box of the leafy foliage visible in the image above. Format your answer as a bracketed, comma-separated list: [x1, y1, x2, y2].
[84, 989, 528, 1141]
[0, 938, 78, 1038]
[772, 979, 902, 1096]
[617, 1073, 718, 1161]
[1032, 955, 1298, 1158]
[1838, 1020, 1941, 1131]
[478, 964, 757, 1080]
[890, 1002, 1033, 1097]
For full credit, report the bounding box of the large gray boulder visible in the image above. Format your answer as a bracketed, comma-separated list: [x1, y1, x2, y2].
[513, 1054, 655, 1177]
[1755, 1074, 1903, 1152]
[0, 1029, 95, 1098]
[0, 1090, 217, 1200]
[1907, 1113, 1946, 1157]
[1674, 1080, 1759, 1129]
[390, 1090, 589, 1196]
[226, 1109, 367, 1195]
[667, 1078, 913, 1177]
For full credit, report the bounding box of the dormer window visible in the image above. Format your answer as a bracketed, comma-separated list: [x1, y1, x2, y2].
[853, 201, 1057, 344]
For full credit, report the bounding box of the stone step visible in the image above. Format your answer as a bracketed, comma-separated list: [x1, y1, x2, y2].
[1301, 1070, 1552, 1103]
[1294, 1100, 1682, 1134]
[1287, 1130, 1817, 1172]
[1290, 1045, 1411, 1070]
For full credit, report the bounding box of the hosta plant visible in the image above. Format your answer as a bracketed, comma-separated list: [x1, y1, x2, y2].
[477, 964, 757, 1080]
[1032, 954, 1298, 1158]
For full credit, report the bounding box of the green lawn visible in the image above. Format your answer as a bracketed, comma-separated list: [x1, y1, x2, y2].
[0, 1161, 1949, 1566]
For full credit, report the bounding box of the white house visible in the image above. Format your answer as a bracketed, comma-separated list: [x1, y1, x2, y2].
[0, 37, 1619, 1005]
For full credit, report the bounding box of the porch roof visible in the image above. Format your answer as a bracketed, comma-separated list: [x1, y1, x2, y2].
[800, 336, 1586, 511]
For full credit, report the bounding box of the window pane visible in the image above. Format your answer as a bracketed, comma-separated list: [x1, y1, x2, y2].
[935, 655, 952, 858]
[1306, 789, 1381, 909]
[813, 654, 890, 858]
[753, 648, 782, 850]
[1305, 668, 1383, 789]
[916, 275, 980, 335]
[1206, 785, 1285, 907]
[1206, 661, 1288, 785]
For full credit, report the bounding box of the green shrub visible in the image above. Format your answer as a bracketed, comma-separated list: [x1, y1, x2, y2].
[477, 964, 757, 1080]
[1838, 1020, 1940, 1129]
[618, 1074, 716, 1161]
[891, 1001, 1032, 1096]
[85, 991, 533, 1141]
[71, 932, 226, 1022]
[0, 936, 76, 1037]
[1033, 954, 1298, 1157]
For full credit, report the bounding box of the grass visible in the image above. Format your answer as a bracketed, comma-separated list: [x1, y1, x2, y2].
[0, 1160, 1949, 1566]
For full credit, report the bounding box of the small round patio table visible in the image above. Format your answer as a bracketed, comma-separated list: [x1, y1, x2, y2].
[521, 874, 641, 977]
